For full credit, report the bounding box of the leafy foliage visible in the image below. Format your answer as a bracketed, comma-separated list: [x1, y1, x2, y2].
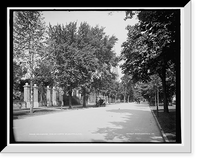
[13, 11, 46, 103]
[46, 21, 118, 107]
[121, 10, 180, 112]
[13, 11, 46, 63]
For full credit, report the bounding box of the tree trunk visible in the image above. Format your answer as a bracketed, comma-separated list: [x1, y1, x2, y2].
[30, 45, 34, 113]
[82, 87, 87, 108]
[68, 87, 72, 109]
[95, 89, 97, 104]
[124, 94, 126, 103]
[40, 93, 42, 106]
[30, 80, 33, 113]
[161, 65, 169, 113]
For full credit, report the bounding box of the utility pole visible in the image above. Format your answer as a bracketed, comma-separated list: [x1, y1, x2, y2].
[155, 89, 157, 109]
[153, 76, 160, 117]
[156, 86, 159, 117]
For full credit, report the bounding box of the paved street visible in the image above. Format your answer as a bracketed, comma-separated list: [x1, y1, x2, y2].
[13, 102, 164, 142]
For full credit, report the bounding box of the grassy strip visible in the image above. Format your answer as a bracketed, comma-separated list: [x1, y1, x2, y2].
[153, 109, 176, 142]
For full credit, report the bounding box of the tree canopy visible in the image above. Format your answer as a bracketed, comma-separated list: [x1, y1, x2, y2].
[46, 21, 118, 107]
[13, 11, 46, 103]
[121, 10, 180, 112]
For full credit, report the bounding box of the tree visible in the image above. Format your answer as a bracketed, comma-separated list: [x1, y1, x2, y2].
[121, 10, 180, 113]
[46, 20, 118, 108]
[81, 25, 119, 104]
[120, 74, 130, 102]
[13, 11, 46, 113]
[120, 24, 151, 82]
[138, 75, 162, 105]
[76, 22, 99, 107]
[47, 22, 80, 108]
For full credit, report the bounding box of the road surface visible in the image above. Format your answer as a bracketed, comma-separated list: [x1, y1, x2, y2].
[13, 102, 164, 142]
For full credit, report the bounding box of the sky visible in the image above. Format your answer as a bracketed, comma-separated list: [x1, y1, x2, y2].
[42, 11, 138, 79]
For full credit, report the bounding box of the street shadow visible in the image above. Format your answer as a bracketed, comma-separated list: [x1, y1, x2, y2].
[91, 107, 164, 143]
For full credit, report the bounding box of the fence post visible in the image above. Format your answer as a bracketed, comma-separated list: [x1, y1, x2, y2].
[23, 83, 30, 108]
[46, 86, 51, 107]
[33, 84, 39, 108]
[52, 87, 57, 106]
[59, 90, 64, 107]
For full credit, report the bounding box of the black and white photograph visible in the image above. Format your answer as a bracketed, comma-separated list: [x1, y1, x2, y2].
[3, 3, 192, 153]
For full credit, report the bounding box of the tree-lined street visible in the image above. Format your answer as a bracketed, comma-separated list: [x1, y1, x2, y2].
[13, 102, 164, 142]
[12, 10, 180, 143]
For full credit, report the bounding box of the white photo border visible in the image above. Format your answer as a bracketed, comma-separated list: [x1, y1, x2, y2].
[4, 3, 191, 152]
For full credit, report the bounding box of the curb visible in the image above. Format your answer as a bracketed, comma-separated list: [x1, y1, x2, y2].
[150, 108, 170, 142]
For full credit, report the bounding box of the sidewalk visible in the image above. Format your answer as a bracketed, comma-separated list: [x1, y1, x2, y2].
[13, 102, 118, 114]
[13, 104, 86, 117]
[13, 103, 104, 118]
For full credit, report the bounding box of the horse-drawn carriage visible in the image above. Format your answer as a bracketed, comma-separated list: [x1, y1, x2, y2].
[96, 97, 106, 107]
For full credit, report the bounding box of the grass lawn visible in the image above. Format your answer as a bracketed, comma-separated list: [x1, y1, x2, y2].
[152, 106, 176, 142]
